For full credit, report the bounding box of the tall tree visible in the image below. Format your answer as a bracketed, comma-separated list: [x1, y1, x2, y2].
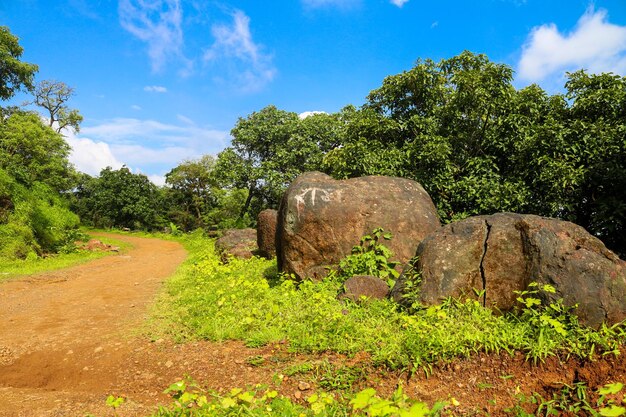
[0, 26, 38, 101]
[215, 106, 344, 220]
[31, 80, 83, 133]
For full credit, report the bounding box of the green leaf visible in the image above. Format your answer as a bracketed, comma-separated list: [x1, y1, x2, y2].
[350, 388, 377, 410]
[164, 380, 186, 394]
[599, 405, 626, 416]
[599, 383, 624, 396]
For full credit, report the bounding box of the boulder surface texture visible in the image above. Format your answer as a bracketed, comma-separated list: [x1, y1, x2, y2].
[257, 209, 278, 259]
[215, 228, 258, 262]
[340, 275, 390, 302]
[276, 172, 440, 281]
[400, 213, 626, 328]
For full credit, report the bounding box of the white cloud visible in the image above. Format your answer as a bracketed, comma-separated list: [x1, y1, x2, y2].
[203, 9, 276, 92]
[131, 104, 142, 110]
[147, 174, 167, 186]
[77, 118, 229, 175]
[64, 118, 229, 182]
[298, 111, 327, 119]
[390, 0, 409, 7]
[144, 85, 168, 93]
[518, 8, 626, 83]
[63, 130, 124, 176]
[118, 0, 191, 73]
[176, 114, 194, 125]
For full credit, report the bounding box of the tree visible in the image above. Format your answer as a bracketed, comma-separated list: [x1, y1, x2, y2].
[72, 167, 164, 230]
[325, 51, 530, 221]
[0, 26, 38, 101]
[165, 155, 218, 230]
[0, 111, 75, 191]
[31, 80, 83, 133]
[215, 106, 344, 221]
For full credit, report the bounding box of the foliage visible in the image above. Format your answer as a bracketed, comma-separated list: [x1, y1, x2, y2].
[214, 107, 342, 220]
[0, 167, 80, 260]
[164, 155, 218, 231]
[71, 166, 165, 230]
[333, 228, 400, 287]
[0, 25, 38, 100]
[151, 378, 444, 417]
[0, 231, 127, 281]
[30, 79, 83, 133]
[152, 232, 626, 374]
[506, 382, 626, 417]
[0, 111, 75, 191]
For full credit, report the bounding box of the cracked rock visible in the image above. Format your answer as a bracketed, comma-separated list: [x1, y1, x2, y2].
[392, 213, 626, 328]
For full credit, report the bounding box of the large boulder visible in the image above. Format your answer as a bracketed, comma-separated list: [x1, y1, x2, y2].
[276, 172, 441, 281]
[392, 213, 626, 327]
[257, 209, 278, 259]
[214, 228, 258, 262]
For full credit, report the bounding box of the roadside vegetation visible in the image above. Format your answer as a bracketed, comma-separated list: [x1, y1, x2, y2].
[0, 232, 129, 281]
[142, 230, 626, 416]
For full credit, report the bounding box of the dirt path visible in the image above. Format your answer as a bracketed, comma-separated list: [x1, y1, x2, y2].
[0, 233, 188, 416]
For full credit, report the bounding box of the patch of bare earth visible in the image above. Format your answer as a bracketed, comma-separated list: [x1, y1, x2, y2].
[0, 233, 624, 416]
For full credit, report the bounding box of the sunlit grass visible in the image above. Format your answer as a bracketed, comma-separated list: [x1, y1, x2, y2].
[0, 232, 131, 281]
[151, 231, 626, 371]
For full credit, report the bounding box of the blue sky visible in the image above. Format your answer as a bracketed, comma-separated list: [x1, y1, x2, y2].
[1, 0, 625, 184]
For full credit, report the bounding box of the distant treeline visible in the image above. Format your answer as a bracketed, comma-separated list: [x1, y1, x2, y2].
[1, 23, 624, 259]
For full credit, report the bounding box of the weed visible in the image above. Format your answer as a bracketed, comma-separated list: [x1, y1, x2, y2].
[313, 361, 367, 391]
[332, 227, 400, 287]
[283, 362, 314, 376]
[506, 382, 626, 416]
[246, 355, 266, 367]
[150, 231, 626, 374]
[152, 378, 445, 417]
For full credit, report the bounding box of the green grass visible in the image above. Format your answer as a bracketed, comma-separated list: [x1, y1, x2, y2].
[0, 232, 131, 282]
[150, 231, 626, 373]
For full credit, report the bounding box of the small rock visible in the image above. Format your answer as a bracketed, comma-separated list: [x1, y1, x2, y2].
[165, 360, 173, 368]
[294, 391, 302, 400]
[94, 346, 103, 354]
[298, 381, 311, 391]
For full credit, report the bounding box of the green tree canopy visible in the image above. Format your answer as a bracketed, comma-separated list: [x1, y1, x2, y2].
[0, 26, 38, 101]
[73, 167, 164, 230]
[0, 111, 75, 191]
[164, 155, 218, 230]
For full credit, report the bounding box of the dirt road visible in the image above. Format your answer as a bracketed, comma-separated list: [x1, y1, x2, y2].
[0, 233, 188, 416]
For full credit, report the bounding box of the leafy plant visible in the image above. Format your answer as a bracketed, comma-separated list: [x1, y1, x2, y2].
[334, 227, 400, 286]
